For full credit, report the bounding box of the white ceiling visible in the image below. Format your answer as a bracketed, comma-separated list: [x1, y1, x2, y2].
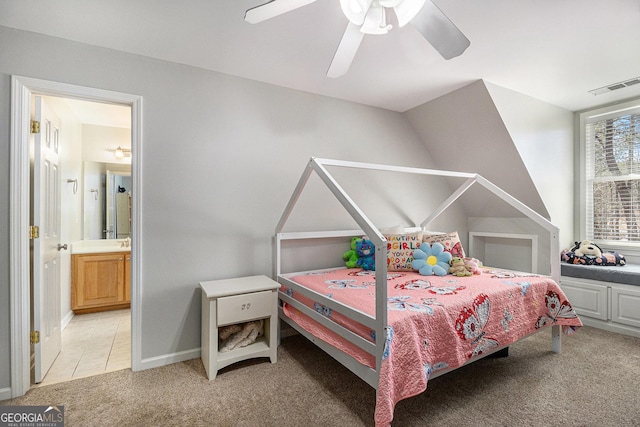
[46, 97, 132, 129]
[2, 0, 640, 113]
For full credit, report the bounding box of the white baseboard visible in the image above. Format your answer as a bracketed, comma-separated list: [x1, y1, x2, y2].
[61, 310, 74, 330]
[0, 387, 12, 401]
[138, 348, 201, 371]
[580, 317, 640, 338]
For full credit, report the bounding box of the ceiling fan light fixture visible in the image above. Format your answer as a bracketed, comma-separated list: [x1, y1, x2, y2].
[245, 0, 470, 78]
[361, 4, 391, 34]
[340, 0, 372, 25]
[342, 0, 425, 34]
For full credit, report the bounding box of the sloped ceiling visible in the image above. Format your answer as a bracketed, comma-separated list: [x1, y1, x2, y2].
[406, 80, 549, 218]
[1, 0, 639, 112]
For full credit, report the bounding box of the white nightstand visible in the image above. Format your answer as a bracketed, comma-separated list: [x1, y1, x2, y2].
[200, 275, 280, 380]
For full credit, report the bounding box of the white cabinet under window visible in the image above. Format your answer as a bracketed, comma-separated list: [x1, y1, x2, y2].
[610, 284, 640, 329]
[560, 277, 640, 338]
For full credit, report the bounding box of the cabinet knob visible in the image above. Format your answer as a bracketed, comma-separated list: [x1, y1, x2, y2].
[57, 243, 68, 251]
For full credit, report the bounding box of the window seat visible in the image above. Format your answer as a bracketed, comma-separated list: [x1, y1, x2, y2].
[561, 263, 640, 286]
[560, 263, 640, 338]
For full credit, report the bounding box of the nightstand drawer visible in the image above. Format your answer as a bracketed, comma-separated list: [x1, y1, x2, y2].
[217, 290, 273, 326]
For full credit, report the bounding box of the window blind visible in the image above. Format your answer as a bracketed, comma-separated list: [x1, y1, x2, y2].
[585, 110, 640, 243]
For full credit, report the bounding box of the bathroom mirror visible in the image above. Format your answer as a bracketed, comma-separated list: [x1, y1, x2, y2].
[82, 161, 132, 239]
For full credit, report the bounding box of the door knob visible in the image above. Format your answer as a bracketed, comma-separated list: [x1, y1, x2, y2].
[57, 243, 68, 251]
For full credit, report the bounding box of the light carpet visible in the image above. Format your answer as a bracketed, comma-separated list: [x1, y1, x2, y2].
[2, 326, 639, 426]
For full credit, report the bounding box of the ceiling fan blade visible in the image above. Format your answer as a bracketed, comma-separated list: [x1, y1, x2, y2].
[327, 22, 365, 78]
[410, 0, 470, 60]
[393, 0, 426, 27]
[245, 0, 318, 24]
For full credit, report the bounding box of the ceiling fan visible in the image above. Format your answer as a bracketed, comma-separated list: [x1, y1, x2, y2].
[245, 0, 470, 78]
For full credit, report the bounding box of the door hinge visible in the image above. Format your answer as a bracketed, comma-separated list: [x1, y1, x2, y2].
[29, 225, 39, 239]
[30, 120, 40, 134]
[30, 330, 40, 344]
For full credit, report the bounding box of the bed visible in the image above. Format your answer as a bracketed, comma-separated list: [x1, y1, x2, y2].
[274, 158, 582, 426]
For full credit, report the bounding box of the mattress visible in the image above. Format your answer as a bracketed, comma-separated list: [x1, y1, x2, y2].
[280, 267, 583, 427]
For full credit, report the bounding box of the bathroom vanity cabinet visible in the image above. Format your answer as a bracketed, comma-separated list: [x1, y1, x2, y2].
[72, 251, 131, 313]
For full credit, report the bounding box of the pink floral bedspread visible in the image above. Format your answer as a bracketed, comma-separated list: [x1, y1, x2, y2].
[281, 267, 582, 427]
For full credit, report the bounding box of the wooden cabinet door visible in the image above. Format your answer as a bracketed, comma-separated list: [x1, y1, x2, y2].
[72, 253, 125, 309]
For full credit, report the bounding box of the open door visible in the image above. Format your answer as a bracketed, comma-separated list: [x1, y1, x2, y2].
[32, 95, 63, 383]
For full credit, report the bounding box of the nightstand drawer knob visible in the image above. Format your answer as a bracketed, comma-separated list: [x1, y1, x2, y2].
[241, 303, 251, 310]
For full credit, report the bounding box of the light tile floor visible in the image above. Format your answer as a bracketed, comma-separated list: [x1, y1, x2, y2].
[35, 309, 131, 387]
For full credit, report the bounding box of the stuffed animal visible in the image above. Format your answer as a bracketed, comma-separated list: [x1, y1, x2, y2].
[219, 319, 264, 353]
[571, 240, 602, 258]
[463, 257, 481, 275]
[343, 237, 362, 268]
[561, 240, 626, 266]
[356, 239, 376, 271]
[449, 257, 472, 277]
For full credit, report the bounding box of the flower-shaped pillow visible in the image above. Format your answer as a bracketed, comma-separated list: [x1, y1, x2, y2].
[412, 242, 452, 276]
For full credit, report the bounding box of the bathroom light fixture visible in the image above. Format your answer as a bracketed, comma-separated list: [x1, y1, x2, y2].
[111, 146, 131, 159]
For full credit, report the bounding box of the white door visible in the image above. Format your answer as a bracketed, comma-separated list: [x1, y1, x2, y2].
[32, 96, 63, 383]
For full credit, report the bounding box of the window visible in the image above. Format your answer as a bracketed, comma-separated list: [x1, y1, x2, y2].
[581, 99, 640, 245]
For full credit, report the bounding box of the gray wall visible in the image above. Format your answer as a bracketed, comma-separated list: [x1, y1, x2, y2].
[0, 54, 10, 394]
[406, 80, 574, 271]
[0, 26, 454, 391]
[0, 26, 574, 395]
[406, 80, 550, 219]
[485, 82, 574, 247]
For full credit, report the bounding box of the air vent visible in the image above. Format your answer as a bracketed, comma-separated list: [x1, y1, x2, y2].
[589, 77, 640, 95]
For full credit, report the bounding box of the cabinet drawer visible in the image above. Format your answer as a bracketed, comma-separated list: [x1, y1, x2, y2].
[217, 290, 273, 326]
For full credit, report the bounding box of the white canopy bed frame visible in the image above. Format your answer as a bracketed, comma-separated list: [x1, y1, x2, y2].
[274, 157, 566, 422]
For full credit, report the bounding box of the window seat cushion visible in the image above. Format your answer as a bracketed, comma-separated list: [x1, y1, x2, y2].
[561, 263, 640, 286]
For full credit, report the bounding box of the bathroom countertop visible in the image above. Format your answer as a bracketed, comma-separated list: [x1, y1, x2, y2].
[71, 239, 131, 254]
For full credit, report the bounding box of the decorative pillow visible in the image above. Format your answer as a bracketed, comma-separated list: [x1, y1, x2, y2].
[561, 249, 626, 266]
[385, 231, 423, 271]
[423, 231, 465, 258]
[412, 242, 451, 276]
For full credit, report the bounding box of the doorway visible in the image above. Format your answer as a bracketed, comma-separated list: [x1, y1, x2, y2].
[9, 76, 142, 398]
[33, 94, 132, 386]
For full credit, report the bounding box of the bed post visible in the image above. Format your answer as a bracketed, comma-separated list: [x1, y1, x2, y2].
[551, 325, 562, 353]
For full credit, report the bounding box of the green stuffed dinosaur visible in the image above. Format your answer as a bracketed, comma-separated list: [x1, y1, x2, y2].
[343, 237, 362, 268]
